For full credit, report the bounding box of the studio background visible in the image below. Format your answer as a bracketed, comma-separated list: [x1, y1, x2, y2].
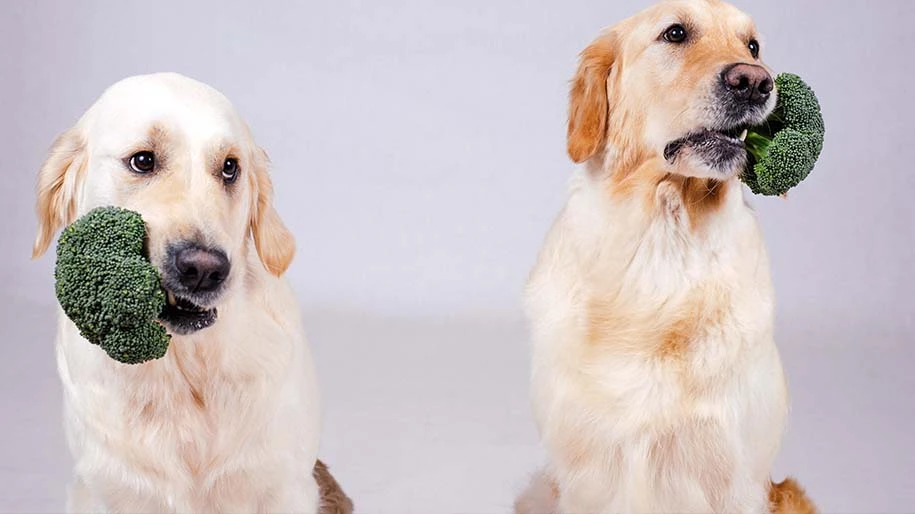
[1, 0, 912, 512]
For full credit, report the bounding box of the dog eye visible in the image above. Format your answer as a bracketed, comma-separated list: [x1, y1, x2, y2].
[222, 158, 239, 184]
[663, 24, 688, 44]
[128, 151, 155, 174]
[748, 39, 760, 59]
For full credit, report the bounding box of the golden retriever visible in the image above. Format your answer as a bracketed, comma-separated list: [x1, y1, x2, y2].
[516, 1, 816, 513]
[32, 73, 351, 514]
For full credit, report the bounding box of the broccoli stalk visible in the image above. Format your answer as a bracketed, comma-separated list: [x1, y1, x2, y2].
[54, 206, 170, 364]
[740, 73, 825, 196]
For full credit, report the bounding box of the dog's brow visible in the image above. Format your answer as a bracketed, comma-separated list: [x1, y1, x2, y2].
[146, 123, 171, 160]
[121, 122, 172, 165]
[148, 123, 168, 142]
[730, 13, 757, 41]
[656, 12, 695, 36]
[209, 142, 239, 170]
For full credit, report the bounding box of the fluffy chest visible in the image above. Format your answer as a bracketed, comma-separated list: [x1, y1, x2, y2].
[528, 176, 788, 511]
[56, 300, 310, 483]
[530, 176, 779, 432]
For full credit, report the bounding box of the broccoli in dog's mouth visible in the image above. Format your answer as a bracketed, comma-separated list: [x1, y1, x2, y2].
[663, 72, 824, 196]
[740, 72, 825, 196]
[54, 206, 170, 364]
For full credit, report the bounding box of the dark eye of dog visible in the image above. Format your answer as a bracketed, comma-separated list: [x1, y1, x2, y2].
[748, 39, 760, 58]
[663, 24, 688, 43]
[222, 158, 239, 184]
[128, 151, 155, 174]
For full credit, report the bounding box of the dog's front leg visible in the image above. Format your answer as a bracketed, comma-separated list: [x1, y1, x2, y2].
[266, 472, 321, 514]
[197, 466, 320, 514]
[65, 477, 104, 514]
[66, 476, 175, 514]
[556, 474, 625, 514]
[552, 457, 626, 514]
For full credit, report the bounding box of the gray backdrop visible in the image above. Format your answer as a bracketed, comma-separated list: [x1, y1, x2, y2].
[1, 0, 913, 512]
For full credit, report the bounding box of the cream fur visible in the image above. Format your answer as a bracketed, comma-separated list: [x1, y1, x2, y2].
[517, 1, 812, 513]
[34, 73, 321, 513]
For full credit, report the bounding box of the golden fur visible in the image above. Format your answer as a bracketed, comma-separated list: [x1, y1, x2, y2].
[33, 129, 88, 258]
[769, 479, 817, 514]
[518, 1, 815, 512]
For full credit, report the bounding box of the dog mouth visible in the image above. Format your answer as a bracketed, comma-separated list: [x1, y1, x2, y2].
[159, 290, 217, 335]
[664, 126, 749, 162]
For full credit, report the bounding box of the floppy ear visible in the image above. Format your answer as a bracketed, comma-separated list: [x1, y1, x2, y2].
[567, 32, 618, 163]
[249, 148, 295, 276]
[32, 128, 87, 258]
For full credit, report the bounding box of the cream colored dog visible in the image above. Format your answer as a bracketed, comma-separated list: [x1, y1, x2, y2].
[516, 1, 815, 513]
[33, 73, 350, 513]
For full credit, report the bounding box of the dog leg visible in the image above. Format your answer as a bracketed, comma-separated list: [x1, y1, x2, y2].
[67, 475, 174, 514]
[769, 478, 817, 514]
[314, 459, 354, 514]
[514, 469, 559, 514]
[66, 477, 103, 514]
[555, 466, 625, 514]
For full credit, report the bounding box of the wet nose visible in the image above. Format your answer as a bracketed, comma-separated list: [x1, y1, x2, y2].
[722, 63, 773, 105]
[174, 245, 230, 293]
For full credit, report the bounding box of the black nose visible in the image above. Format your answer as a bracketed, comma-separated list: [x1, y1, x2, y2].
[174, 245, 230, 293]
[722, 63, 773, 105]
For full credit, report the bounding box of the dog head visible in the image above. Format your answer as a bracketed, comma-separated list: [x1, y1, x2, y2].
[32, 72, 294, 335]
[567, 0, 776, 179]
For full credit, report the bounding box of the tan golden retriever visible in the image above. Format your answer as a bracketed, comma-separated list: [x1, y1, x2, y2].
[33, 73, 351, 514]
[516, 1, 816, 513]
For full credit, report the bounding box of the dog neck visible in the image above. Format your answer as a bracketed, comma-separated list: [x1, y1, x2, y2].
[592, 142, 734, 232]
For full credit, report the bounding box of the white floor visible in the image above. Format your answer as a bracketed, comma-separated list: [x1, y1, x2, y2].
[2, 296, 913, 513]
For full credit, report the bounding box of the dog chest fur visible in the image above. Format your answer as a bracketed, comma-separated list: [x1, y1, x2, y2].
[56, 270, 321, 513]
[524, 170, 789, 512]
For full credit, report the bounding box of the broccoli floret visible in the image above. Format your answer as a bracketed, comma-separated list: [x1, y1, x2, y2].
[741, 73, 825, 196]
[54, 206, 170, 364]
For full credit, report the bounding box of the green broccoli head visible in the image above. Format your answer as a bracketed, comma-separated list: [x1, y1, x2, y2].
[101, 322, 170, 365]
[54, 206, 170, 364]
[741, 73, 825, 196]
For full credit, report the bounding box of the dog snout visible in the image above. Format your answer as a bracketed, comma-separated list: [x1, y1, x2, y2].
[722, 63, 773, 106]
[172, 244, 231, 293]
